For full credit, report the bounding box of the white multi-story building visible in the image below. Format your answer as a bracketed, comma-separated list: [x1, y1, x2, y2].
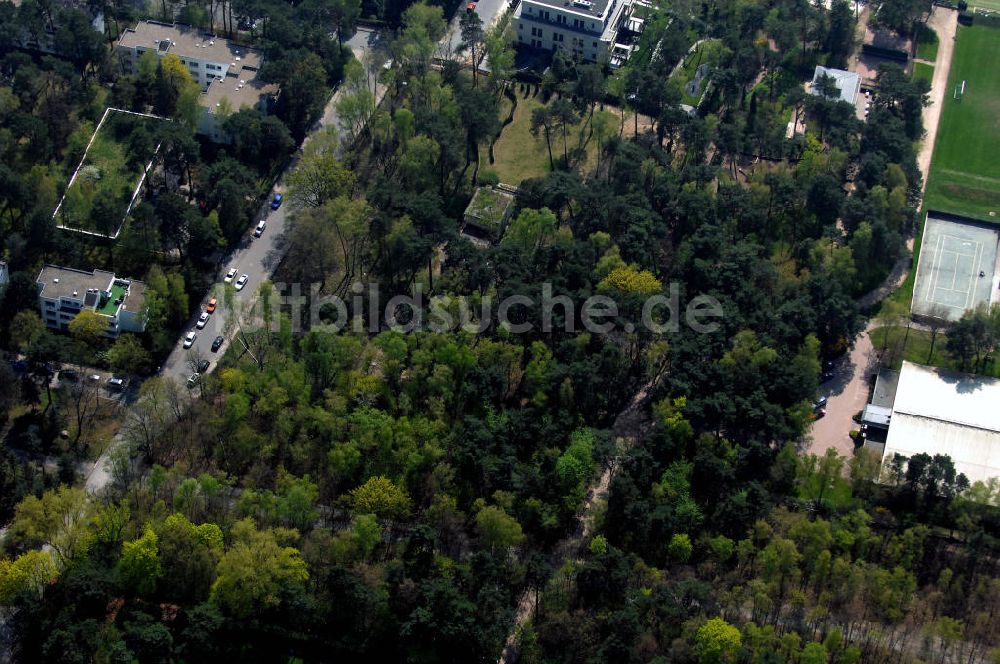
[36, 266, 147, 338]
[513, 0, 636, 65]
[115, 21, 279, 141]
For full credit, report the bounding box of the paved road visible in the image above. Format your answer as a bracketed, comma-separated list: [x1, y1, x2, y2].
[84, 34, 386, 495]
[805, 326, 878, 458]
[442, 0, 510, 61]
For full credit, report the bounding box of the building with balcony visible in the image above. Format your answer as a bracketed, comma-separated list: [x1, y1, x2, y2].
[115, 21, 279, 142]
[513, 0, 638, 65]
[36, 265, 147, 338]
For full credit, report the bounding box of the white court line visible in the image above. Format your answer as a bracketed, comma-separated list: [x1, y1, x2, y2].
[925, 232, 946, 305]
[967, 239, 985, 311]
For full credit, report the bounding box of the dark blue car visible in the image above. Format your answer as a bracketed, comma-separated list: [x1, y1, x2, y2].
[270, 193, 283, 210]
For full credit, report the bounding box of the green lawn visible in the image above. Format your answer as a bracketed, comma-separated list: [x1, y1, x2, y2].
[99, 282, 126, 315]
[483, 90, 604, 185]
[923, 24, 1000, 220]
[912, 61, 934, 85]
[915, 23, 939, 62]
[669, 39, 727, 106]
[970, 0, 1000, 11]
[871, 324, 1000, 376]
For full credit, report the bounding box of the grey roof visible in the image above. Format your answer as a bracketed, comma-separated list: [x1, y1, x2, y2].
[525, 0, 613, 19]
[811, 66, 861, 105]
[118, 21, 264, 70]
[871, 368, 899, 408]
[37, 265, 114, 300]
[862, 404, 893, 427]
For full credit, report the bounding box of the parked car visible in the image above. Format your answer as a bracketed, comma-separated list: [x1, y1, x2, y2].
[59, 369, 79, 382]
[108, 376, 126, 391]
[196, 359, 210, 374]
[254, 219, 266, 237]
[270, 193, 283, 210]
[183, 331, 197, 348]
[813, 396, 828, 411]
[206, 298, 217, 313]
[89, 373, 101, 382]
[211, 335, 225, 352]
[235, 274, 249, 291]
[186, 373, 200, 388]
[196, 312, 210, 329]
[224, 268, 238, 283]
[820, 371, 835, 383]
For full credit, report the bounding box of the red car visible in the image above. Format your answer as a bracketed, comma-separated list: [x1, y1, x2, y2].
[467, 2, 477, 11]
[206, 298, 217, 313]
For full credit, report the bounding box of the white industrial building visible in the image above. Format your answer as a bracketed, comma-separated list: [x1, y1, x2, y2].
[879, 361, 1000, 485]
[115, 21, 279, 141]
[513, 0, 641, 66]
[36, 265, 147, 338]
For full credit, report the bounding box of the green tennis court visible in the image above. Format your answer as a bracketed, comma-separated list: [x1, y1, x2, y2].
[912, 213, 1000, 320]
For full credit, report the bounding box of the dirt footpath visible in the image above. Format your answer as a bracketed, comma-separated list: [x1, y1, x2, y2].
[917, 7, 960, 190]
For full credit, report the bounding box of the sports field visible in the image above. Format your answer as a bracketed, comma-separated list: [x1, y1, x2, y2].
[923, 24, 1000, 221]
[912, 213, 1000, 320]
[971, 0, 1000, 12]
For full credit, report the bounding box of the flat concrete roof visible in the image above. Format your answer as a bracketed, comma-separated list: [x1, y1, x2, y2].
[37, 265, 114, 301]
[882, 362, 1000, 484]
[118, 21, 263, 70]
[863, 404, 893, 427]
[871, 368, 899, 408]
[202, 69, 279, 113]
[525, 0, 613, 19]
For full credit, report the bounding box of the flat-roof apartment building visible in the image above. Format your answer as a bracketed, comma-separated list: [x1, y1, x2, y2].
[36, 266, 147, 338]
[513, 0, 638, 65]
[115, 21, 279, 141]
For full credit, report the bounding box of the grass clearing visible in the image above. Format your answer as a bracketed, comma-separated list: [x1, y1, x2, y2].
[923, 24, 1000, 220]
[56, 108, 164, 238]
[915, 23, 939, 62]
[871, 324, 1000, 377]
[669, 39, 727, 106]
[912, 61, 934, 85]
[483, 89, 607, 185]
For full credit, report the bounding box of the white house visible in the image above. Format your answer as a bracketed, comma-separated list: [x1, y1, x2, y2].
[513, 0, 637, 65]
[36, 265, 147, 338]
[115, 21, 279, 141]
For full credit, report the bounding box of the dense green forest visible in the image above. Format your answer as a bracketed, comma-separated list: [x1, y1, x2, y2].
[4, 0, 1000, 660]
